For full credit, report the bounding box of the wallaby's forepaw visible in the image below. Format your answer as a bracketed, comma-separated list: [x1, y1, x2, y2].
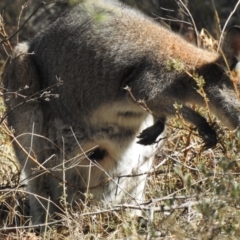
[198, 124, 217, 149]
[137, 120, 165, 145]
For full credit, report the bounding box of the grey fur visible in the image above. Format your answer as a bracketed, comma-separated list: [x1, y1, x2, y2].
[2, 0, 240, 225]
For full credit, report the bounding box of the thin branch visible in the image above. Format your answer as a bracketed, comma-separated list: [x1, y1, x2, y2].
[80, 197, 226, 216]
[154, 15, 192, 26]
[17, 1, 28, 44]
[0, 219, 63, 231]
[211, 0, 221, 36]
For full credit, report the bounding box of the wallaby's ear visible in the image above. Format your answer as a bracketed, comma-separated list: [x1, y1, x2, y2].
[221, 26, 240, 69]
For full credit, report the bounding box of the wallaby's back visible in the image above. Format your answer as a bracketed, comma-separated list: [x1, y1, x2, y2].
[28, 0, 217, 119]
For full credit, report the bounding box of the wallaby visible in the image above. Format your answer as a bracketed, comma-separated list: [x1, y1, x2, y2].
[2, 0, 240, 226]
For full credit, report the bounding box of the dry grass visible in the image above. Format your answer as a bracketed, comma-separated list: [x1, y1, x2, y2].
[1, 1, 240, 239]
[1, 114, 240, 239]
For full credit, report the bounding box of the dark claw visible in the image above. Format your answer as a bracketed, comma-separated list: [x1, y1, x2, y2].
[198, 123, 217, 149]
[137, 120, 165, 145]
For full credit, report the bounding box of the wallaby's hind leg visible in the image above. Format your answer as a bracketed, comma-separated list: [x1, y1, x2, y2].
[27, 175, 60, 226]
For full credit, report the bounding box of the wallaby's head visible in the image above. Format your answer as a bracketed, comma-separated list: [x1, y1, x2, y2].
[194, 27, 240, 131]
